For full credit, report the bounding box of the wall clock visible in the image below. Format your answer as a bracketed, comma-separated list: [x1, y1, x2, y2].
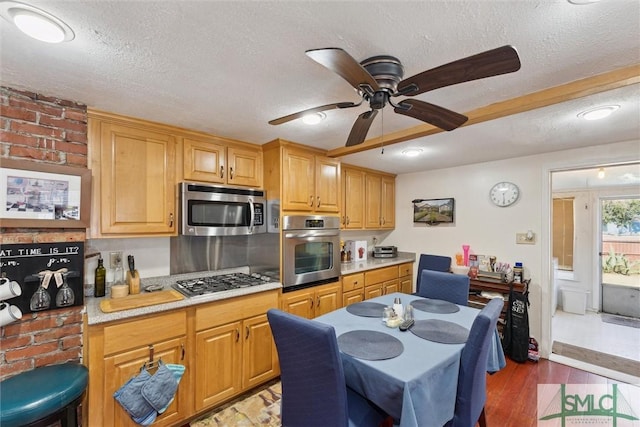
[490, 181, 520, 207]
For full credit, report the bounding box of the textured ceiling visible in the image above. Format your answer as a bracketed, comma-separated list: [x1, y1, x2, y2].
[1, 0, 639, 175]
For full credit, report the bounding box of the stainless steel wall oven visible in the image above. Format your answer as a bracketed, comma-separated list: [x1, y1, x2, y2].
[282, 215, 340, 291]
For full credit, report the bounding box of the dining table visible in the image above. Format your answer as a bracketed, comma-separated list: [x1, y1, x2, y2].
[314, 292, 506, 427]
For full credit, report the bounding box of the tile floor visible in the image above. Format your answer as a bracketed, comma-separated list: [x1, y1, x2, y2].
[552, 309, 640, 361]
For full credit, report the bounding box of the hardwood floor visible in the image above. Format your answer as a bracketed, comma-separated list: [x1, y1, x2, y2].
[485, 358, 616, 427]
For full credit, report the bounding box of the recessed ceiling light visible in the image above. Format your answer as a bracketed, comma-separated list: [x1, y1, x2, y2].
[597, 168, 605, 179]
[302, 112, 326, 125]
[577, 105, 620, 121]
[0, 1, 74, 43]
[401, 148, 423, 157]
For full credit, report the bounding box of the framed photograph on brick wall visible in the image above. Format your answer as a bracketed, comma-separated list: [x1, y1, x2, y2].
[0, 158, 91, 228]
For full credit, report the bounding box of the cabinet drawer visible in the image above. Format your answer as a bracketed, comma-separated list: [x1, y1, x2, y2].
[342, 273, 364, 291]
[365, 266, 397, 284]
[103, 311, 186, 356]
[196, 290, 279, 331]
[398, 262, 413, 277]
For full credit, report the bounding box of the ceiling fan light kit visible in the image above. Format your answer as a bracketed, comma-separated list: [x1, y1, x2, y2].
[270, 45, 521, 147]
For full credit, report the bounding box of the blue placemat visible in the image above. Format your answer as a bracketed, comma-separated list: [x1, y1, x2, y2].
[345, 301, 387, 317]
[337, 330, 404, 360]
[409, 319, 469, 344]
[410, 298, 460, 314]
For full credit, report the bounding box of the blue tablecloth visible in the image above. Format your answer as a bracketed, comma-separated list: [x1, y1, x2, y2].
[315, 292, 506, 427]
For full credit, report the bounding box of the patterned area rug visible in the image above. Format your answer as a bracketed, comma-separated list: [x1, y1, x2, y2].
[191, 380, 281, 427]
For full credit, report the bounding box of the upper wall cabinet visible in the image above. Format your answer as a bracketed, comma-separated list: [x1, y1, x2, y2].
[88, 112, 177, 237]
[342, 164, 395, 230]
[263, 140, 340, 214]
[182, 136, 263, 188]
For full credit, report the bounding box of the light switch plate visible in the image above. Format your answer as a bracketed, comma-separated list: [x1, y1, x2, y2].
[516, 233, 535, 245]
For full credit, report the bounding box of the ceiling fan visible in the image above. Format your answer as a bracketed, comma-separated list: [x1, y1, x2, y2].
[269, 45, 521, 147]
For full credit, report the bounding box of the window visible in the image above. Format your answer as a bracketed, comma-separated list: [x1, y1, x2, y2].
[553, 197, 574, 270]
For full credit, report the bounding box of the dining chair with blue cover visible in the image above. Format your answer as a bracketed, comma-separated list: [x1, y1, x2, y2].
[417, 269, 470, 306]
[416, 254, 452, 292]
[446, 298, 503, 427]
[267, 309, 391, 427]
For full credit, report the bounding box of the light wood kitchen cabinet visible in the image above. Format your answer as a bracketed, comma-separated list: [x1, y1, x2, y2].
[280, 281, 342, 318]
[87, 311, 189, 427]
[365, 173, 395, 229]
[342, 272, 365, 306]
[398, 262, 414, 294]
[194, 291, 279, 411]
[88, 112, 177, 237]
[341, 163, 395, 230]
[183, 136, 262, 188]
[341, 167, 365, 229]
[281, 146, 340, 213]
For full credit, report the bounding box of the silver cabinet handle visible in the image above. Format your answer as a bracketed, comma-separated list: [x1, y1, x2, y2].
[220, 165, 224, 178]
[309, 195, 314, 207]
[230, 167, 234, 179]
[316, 196, 320, 208]
[169, 213, 174, 227]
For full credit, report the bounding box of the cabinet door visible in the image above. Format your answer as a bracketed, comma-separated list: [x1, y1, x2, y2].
[242, 314, 279, 389]
[228, 146, 263, 188]
[343, 289, 364, 306]
[315, 156, 340, 213]
[100, 123, 176, 234]
[104, 337, 186, 427]
[381, 176, 395, 228]
[364, 283, 383, 300]
[194, 322, 242, 411]
[342, 168, 365, 229]
[183, 137, 225, 183]
[365, 173, 382, 228]
[400, 276, 413, 294]
[382, 279, 400, 295]
[315, 282, 342, 317]
[281, 288, 314, 319]
[282, 148, 315, 211]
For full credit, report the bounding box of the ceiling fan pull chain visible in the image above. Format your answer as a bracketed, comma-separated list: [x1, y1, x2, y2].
[380, 107, 385, 155]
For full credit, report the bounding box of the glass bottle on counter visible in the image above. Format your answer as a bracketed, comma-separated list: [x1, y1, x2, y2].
[94, 257, 106, 297]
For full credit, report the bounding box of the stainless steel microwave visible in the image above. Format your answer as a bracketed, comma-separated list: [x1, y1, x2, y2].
[179, 182, 266, 236]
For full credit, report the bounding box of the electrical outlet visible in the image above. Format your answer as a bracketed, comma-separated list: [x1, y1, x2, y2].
[109, 251, 123, 268]
[516, 233, 535, 245]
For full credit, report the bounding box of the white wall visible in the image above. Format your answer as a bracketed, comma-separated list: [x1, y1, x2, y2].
[382, 139, 640, 358]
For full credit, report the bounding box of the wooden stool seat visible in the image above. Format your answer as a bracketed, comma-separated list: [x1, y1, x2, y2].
[0, 363, 88, 427]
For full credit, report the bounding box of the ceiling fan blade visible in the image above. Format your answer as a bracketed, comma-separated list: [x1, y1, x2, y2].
[397, 45, 521, 96]
[268, 101, 360, 125]
[394, 99, 468, 131]
[306, 48, 380, 93]
[346, 110, 378, 147]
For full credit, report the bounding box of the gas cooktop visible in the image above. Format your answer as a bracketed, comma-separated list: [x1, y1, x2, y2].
[172, 272, 276, 297]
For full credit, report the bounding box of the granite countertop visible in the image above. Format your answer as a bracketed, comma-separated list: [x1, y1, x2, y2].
[86, 254, 416, 326]
[340, 251, 416, 275]
[85, 266, 282, 326]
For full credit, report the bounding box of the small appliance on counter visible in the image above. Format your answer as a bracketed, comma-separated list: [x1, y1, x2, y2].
[344, 240, 368, 262]
[372, 246, 398, 258]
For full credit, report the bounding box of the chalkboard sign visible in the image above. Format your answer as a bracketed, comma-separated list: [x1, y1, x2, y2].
[0, 242, 84, 314]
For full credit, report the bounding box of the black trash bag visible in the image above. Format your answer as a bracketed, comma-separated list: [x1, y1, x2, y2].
[502, 279, 530, 363]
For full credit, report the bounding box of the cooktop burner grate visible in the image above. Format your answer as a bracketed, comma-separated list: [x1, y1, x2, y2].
[172, 272, 275, 297]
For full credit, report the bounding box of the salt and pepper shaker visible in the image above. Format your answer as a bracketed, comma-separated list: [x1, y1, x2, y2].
[393, 297, 404, 319]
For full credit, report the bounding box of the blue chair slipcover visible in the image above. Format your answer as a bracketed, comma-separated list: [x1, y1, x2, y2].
[416, 254, 452, 292]
[446, 298, 503, 427]
[417, 269, 470, 306]
[267, 309, 388, 427]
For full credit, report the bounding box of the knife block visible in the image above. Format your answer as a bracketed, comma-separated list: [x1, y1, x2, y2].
[126, 270, 140, 295]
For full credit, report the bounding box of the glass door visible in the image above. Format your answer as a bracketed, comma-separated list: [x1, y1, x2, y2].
[599, 197, 640, 318]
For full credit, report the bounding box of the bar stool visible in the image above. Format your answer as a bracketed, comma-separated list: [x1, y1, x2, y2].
[0, 363, 88, 427]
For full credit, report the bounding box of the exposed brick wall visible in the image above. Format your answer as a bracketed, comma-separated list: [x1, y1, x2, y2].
[0, 86, 88, 381]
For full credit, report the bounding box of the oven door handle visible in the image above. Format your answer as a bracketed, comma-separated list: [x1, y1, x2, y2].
[284, 230, 340, 239]
[248, 198, 255, 234]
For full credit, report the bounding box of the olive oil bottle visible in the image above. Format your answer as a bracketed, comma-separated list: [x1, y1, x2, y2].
[94, 256, 106, 297]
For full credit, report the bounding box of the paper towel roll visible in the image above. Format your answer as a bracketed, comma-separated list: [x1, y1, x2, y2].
[110, 284, 129, 299]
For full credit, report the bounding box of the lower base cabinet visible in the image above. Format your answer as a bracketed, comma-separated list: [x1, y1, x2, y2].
[341, 262, 415, 304]
[86, 290, 280, 426]
[280, 281, 342, 318]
